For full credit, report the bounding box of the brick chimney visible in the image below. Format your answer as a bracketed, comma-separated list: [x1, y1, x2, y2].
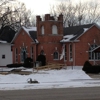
[45, 14, 50, 21]
[58, 13, 63, 21]
[36, 16, 41, 27]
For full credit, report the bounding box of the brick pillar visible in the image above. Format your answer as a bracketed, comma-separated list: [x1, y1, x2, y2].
[45, 14, 50, 21]
[58, 14, 63, 21]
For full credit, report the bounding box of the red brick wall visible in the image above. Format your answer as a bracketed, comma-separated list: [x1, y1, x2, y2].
[65, 25, 100, 66]
[36, 14, 63, 64]
[12, 29, 37, 63]
[12, 15, 100, 67]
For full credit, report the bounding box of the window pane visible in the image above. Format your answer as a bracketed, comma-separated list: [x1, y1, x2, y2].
[2, 55, 5, 59]
[53, 52, 58, 59]
[89, 44, 99, 60]
[65, 45, 67, 60]
[52, 25, 57, 34]
[41, 26, 44, 35]
[20, 47, 27, 62]
[69, 44, 73, 61]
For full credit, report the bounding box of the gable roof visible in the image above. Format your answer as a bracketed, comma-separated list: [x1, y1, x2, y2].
[60, 23, 99, 42]
[22, 27, 38, 43]
[0, 26, 16, 43]
[11, 26, 38, 43]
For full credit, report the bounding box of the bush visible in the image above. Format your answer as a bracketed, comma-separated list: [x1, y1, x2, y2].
[7, 63, 23, 68]
[23, 57, 33, 68]
[82, 61, 100, 74]
[91, 65, 100, 74]
[36, 55, 46, 66]
[82, 61, 92, 72]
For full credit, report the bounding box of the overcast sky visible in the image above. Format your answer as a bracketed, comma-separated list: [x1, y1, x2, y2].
[19, 0, 100, 15]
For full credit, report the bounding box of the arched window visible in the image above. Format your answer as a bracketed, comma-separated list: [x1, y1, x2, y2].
[20, 47, 27, 62]
[31, 46, 33, 59]
[52, 25, 57, 35]
[53, 51, 59, 60]
[41, 26, 44, 35]
[15, 48, 18, 63]
[89, 44, 100, 60]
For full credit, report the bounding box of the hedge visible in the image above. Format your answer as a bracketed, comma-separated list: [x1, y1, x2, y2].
[82, 61, 100, 74]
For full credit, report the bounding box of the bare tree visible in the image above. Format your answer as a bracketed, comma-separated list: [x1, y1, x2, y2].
[50, 1, 83, 27]
[0, 0, 35, 32]
[49, 1, 100, 27]
[0, 0, 15, 7]
[85, 2, 100, 24]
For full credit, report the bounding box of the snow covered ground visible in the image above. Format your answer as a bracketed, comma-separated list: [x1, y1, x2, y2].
[0, 66, 100, 90]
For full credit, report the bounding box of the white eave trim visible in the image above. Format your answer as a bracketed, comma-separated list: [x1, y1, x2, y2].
[60, 40, 80, 43]
[91, 45, 100, 52]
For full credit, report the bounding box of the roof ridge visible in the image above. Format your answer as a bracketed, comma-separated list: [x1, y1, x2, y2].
[64, 23, 94, 29]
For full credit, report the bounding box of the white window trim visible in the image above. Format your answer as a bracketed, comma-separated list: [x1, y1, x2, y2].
[64, 44, 67, 61]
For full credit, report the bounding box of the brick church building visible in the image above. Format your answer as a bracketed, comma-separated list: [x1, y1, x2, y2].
[0, 14, 100, 67]
[11, 14, 63, 66]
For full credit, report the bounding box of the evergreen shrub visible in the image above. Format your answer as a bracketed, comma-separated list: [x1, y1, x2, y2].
[82, 61, 100, 74]
[36, 55, 46, 66]
[23, 57, 33, 68]
[7, 63, 23, 68]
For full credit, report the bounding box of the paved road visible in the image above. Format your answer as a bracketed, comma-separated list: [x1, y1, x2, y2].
[0, 87, 100, 100]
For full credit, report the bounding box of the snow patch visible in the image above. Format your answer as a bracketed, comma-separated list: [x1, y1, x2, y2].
[23, 27, 37, 34]
[83, 28, 88, 33]
[0, 40, 7, 43]
[60, 34, 75, 42]
[0, 67, 98, 90]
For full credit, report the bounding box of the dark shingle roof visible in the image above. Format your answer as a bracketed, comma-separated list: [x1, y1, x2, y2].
[62, 24, 94, 41]
[0, 26, 16, 43]
[22, 27, 38, 43]
[29, 31, 37, 42]
[29, 31, 37, 40]
[0, 24, 98, 44]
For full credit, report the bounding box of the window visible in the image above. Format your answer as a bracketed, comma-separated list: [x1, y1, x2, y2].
[69, 44, 73, 61]
[2, 55, 5, 59]
[11, 46, 13, 51]
[20, 47, 27, 62]
[89, 44, 100, 60]
[53, 51, 59, 60]
[15, 48, 18, 62]
[64, 45, 67, 60]
[41, 26, 44, 35]
[31, 47, 33, 59]
[52, 25, 57, 35]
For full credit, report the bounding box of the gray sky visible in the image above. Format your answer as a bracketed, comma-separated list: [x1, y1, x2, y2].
[19, 0, 100, 15]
